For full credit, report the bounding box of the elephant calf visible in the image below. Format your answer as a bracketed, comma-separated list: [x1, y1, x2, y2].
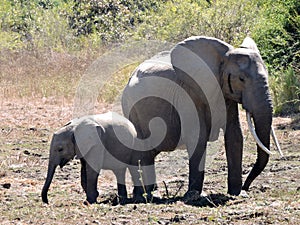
[41, 112, 156, 204]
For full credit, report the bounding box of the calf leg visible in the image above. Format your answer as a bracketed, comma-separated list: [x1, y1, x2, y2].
[85, 162, 99, 204]
[80, 159, 87, 193]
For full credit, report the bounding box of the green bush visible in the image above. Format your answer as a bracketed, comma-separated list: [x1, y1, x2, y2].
[68, 0, 161, 43]
[134, 0, 261, 45]
[270, 67, 300, 114]
[252, 0, 300, 114]
[0, 0, 161, 50]
[0, 0, 75, 51]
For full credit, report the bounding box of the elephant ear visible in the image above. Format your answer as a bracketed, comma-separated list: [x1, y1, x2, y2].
[171, 36, 233, 78]
[240, 36, 265, 69]
[170, 36, 233, 141]
[74, 117, 105, 173]
[240, 36, 260, 53]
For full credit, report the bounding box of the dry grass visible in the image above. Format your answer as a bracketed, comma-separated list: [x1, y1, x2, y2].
[0, 50, 88, 100]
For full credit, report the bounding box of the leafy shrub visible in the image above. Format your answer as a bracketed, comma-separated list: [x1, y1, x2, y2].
[68, 0, 160, 43]
[0, 0, 75, 51]
[134, 0, 261, 45]
[270, 67, 300, 114]
[252, 0, 300, 114]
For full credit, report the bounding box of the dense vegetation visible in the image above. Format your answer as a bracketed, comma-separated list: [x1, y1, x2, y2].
[0, 0, 299, 114]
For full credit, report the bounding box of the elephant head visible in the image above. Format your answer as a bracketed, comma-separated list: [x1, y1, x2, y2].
[170, 36, 281, 191]
[41, 118, 104, 204]
[41, 124, 76, 203]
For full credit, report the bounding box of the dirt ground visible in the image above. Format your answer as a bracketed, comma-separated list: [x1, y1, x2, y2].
[0, 97, 299, 224]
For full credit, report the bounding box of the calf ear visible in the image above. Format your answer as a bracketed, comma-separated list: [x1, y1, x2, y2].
[74, 118, 106, 173]
[74, 118, 104, 158]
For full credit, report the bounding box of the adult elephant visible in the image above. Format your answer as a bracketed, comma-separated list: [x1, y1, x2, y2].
[121, 36, 281, 198]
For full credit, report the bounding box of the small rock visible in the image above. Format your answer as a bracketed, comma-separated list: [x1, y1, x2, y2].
[24, 150, 30, 155]
[29, 127, 37, 131]
[2, 183, 11, 189]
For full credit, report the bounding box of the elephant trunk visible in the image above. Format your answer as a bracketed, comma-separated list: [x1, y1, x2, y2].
[243, 106, 272, 191]
[41, 163, 57, 204]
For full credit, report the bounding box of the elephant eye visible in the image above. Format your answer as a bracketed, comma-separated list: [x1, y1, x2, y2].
[58, 148, 63, 152]
[239, 76, 245, 82]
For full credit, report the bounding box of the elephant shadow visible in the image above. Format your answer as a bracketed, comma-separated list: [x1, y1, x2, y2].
[98, 193, 233, 207]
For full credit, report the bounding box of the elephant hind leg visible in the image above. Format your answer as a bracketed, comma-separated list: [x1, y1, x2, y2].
[80, 159, 87, 193]
[187, 142, 207, 193]
[184, 113, 209, 200]
[128, 164, 157, 203]
[113, 168, 128, 199]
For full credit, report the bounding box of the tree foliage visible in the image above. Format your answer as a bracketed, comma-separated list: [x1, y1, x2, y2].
[134, 0, 260, 46]
[252, 0, 300, 114]
[68, 0, 160, 41]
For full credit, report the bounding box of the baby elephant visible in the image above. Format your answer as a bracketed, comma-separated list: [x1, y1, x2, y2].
[41, 112, 156, 204]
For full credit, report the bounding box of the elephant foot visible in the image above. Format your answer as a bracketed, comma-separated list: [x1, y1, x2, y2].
[86, 191, 99, 204]
[228, 189, 241, 196]
[183, 190, 201, 203]
[132, 191, 155, 203]
[108, 195, 130, 206]
[228, 184, 242, 196]
[132, 184, 157, 203]
[118, 196, 131, 205]
[132, 195, 147, 203]
[228, 188, 248, 199]
[85, 198, 97, 205]
[118, 198, 127, 205]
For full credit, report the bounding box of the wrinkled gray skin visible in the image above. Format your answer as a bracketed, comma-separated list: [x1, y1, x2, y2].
[122, 36, 273, 197]
[41, 112, 156, 204]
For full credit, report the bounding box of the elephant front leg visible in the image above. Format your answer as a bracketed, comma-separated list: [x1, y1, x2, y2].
[85, 163, 99, 204]
[225, 101, 243, 196]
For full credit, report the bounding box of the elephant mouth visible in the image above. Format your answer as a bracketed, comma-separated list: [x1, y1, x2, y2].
[59, 158, 69, 168]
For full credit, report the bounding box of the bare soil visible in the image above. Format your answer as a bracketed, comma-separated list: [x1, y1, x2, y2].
[0, 97, 299, 224]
